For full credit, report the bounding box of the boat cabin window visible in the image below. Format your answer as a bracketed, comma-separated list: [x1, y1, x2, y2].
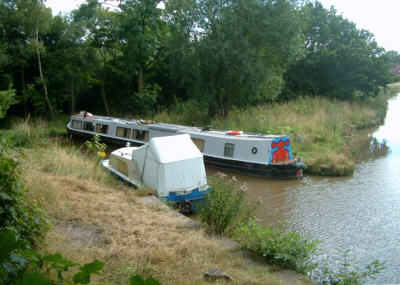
[133, 130, 149, 142]
[191, 138, 205, 152]
[71, 120, 83, 129]
[96, 124, 109, 134]
[116, 127, 131, 138]
[224, 143, 234, 157]
[83, 122, 95, 132]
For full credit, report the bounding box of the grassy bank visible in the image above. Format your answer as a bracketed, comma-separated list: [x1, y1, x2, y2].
[155, 84, 400, 176]
[0, 123, 313, 285]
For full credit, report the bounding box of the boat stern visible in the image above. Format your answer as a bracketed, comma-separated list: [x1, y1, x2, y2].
[268, 136, 307, 179]
[162, 187, 210, 214]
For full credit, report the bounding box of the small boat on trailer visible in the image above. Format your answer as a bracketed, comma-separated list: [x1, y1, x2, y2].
[101, 134, 209, 214]
[68, 112, 306, 179]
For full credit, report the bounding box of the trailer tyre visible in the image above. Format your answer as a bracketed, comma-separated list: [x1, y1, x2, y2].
[179, 201, 192, 215]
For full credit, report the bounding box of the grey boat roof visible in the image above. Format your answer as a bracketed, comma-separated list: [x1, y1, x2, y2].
[71, 113, 286, 140]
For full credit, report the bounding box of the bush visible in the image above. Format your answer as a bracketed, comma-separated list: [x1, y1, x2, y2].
[235, 219, 319, 274]
[199, 174, 260, 235]
[0, 230, 105, 285]
[84, 135, 107, 175]
[0, 141, 50, 246]
[312, 249, 385, 285]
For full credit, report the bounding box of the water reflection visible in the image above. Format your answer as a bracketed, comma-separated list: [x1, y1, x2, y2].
[353, 132, 389, 162]
[374, 95, 400, 157]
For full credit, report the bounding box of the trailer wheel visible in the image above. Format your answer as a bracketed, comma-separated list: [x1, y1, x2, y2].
[179, 201, 192, 215]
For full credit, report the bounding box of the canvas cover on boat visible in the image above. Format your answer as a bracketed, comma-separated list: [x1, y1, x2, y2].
[131, 134, 207, 197]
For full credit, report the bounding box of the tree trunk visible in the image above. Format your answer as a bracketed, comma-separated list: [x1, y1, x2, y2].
[21, 69, 27, 118]
[224, 80, 232, 118]
[138, 61, 143, 94]
[208, 71, 218, 117]
[70, 76, 75, 114]
[35, 24, 54, 118]
[101, 60, 110, 115]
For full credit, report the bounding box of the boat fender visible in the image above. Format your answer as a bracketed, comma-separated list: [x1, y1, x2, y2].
[295, 162, 307, 170]
[227, 130, 243, 135]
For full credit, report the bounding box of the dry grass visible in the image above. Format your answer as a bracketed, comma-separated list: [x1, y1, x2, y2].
[20, 140, 309, 284]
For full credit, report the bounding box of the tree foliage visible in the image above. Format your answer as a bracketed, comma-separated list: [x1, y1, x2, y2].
[0, 0, 394, 119]
[0, 88, 17, 118]
[283, 1, 393, 101]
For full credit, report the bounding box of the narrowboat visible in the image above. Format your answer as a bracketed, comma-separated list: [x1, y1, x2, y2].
[102, 134, 209, 214]
[67, 112, 306, 179]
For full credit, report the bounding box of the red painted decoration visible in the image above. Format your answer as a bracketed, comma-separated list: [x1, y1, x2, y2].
[271, 139, 290, 162]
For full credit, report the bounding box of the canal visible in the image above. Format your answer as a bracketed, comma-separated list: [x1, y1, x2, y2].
[207, 94, 400, 283]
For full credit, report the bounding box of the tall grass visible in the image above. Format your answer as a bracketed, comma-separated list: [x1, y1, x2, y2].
[152, 90, 393, 176]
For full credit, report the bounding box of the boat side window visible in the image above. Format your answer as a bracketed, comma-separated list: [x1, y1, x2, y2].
[224, 143, 234, 157]
[96, 124, 109, 134]
[83, 122, 95, 132]
[191, 138, 205, 152]
[71, 120, 83, 129]
[134, 130, 149, 142]
[116, 127, 131, 138]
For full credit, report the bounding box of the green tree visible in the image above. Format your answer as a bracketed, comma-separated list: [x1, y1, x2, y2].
[118, 0, 163, 110]
[73, 0, 119, 115]
[0, 0, 31, 116]
[15, 0, 54, 117]
[283, 1, 392, 101]
[44, 15, 91, 114]
[196, 0, 303, 117]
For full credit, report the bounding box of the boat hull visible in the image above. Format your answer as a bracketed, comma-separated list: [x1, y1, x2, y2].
[204, 155, 302, 179]
[101, 159, 209, 214]
[69, 126, 303, 179]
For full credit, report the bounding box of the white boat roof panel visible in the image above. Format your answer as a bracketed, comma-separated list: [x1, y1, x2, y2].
[149, 134, 203, 163]
[181, 128, 285, 140]
[71, 113, 288, 140]
[147, 123, 185, 132]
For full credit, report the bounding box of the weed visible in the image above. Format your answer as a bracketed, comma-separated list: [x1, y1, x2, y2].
[85, 135, 107, 175]
[0, 141, 50, 246]
[200, 174, 260, 235]
[235, 218, 320, 274]
[311, 249, 385, 285]
[0, 230, 105, 285]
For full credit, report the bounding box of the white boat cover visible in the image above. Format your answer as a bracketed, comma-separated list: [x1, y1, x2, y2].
[131, 134, 207, 197]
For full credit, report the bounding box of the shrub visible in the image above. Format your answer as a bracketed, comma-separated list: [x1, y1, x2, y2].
[84, 135, 107, 175]
[235, 218, 319, 274]
[0, 88, 17, 119]
[311, 249, 385, 285]
[0, 141, 50, 246]
[0, 230, 105, 285]
[199, 174, 260, 235]
[11, 133, 31, 148]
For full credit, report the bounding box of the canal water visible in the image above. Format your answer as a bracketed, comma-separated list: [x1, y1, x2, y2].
[207, 95, 400, 283]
